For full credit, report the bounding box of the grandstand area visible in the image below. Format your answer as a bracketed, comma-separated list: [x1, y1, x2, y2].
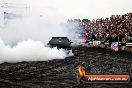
[68, 12, 132, 52]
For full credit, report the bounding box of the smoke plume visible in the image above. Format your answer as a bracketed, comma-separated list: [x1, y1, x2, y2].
[0, 1, 74, 63]
[0, 39, 70, 63]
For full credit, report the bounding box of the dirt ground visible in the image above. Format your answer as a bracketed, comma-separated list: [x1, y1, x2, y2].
[0, 47, 132, 88]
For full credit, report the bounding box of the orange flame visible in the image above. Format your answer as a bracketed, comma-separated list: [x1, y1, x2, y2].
[78, 65, 86, 76]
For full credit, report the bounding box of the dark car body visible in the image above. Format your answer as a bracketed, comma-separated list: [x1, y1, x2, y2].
[48, 37, 72, 52]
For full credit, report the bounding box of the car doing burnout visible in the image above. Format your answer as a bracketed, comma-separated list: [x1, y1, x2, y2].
[47, 37, 72, 53]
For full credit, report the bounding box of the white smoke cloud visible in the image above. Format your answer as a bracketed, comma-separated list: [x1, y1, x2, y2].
[0, 14, 74, 63]
[0, 0, 75, 63]
[0, 39, 69, 63]
[0, 16, 69, 45]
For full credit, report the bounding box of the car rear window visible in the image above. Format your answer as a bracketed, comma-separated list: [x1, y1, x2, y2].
[49, 37, 70, 44]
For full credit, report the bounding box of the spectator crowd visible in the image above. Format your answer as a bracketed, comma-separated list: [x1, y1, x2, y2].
[68, 12, 132, 43]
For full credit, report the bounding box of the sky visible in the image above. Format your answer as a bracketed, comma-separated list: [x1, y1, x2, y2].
[1, 0, 132, 21]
